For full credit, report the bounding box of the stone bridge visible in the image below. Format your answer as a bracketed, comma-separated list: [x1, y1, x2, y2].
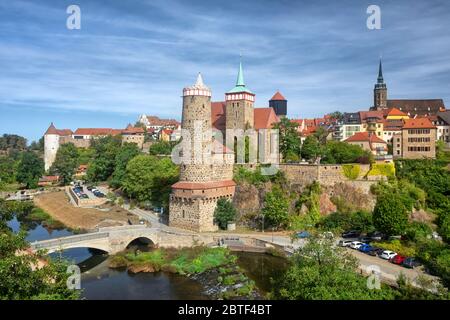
[30, 225, 213, 254]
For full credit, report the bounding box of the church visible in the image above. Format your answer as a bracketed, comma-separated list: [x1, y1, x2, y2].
[168, 61, 283, 232]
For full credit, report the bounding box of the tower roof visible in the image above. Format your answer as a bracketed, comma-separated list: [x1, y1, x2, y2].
[270, 91, 286, 101]
[377, 59, 384, 83]
[183, 72, 211, 96]
[227, 58, 253, 94]
[45, 122, 58, 135]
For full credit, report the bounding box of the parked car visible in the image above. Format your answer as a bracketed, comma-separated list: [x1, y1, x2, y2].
[367, 247, 384, 256]
[359, 236, 372, 243]
[342, 230, 361, 238]
[358, 243, 374, 253]
[380, 250, 397, 260]
[391, 254, 406, 265]
[350, 241, 364, 249]
[338, 240, 353, 247]
[402, 257, 421, 269]
[368, 231, 385, 241]
[87, 186, 95, 191]
[295, 231, 311, 239]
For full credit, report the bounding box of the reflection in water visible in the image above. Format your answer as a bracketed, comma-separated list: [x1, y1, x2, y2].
[7, 216, 289, 299]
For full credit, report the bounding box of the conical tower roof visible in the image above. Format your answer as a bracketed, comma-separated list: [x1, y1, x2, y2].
[45, 122, 59, 135]
[227, 57, 253, 94]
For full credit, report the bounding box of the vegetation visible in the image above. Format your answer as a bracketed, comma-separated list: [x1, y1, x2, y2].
[0, 199, 79, 300]
[321, 141, 373, 164]
[0, 155, 17, 189]
[342, 164, 360, 180]
[214, 198, 237, 230]
[233, 165, 285, 186]
[262, 185, 290, 229]
[319, 210, 374, 233]
[149, 140, 176, 155]
[86, 135, 122, 182]
[291, 181, 322, 229]
[271, 236, 396, 299]
[16, 151, 44, 189]
[110, 143, 140, 189]
[372, 192, 409, 236]
[0, 134, 27, 153]
[273, 117, 302, 162]
[367, 163, 396, 178]
[122, 155, 179, 209]
[49, 143, 79, 185]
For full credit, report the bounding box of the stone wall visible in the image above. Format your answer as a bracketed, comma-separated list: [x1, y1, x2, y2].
[279, 163, 372, 187]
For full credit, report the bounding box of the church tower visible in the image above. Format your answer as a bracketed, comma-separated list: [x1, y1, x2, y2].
[373, 59, 387, 110]
[225, 58, 255, 131]
[169, 73, 235, 232]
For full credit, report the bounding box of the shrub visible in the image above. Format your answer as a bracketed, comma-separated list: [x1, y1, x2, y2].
[214, 199, 237, 230]
[342, 164, 360, 180]
[404, 222, 433, 241]
[367, 163, 395, 178]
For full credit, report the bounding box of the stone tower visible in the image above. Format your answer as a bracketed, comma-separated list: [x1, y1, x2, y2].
[269, 91, 287, 117]
[169, 73, 235, 232]
[373, 59, 387, 110]
[225, 59, 255, 131]
[44, 123, 60, 171]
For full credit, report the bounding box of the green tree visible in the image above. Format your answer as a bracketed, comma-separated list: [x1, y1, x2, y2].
[122, 155, 179, 208]
[273, 117, 301, 162]
[149, 141, 174, 155]
[110, 143, 140, 189]
[16, 152, 44, 189]
[0, 156, 17, 188]
[271, 237, 395, 300]
[322, 141, 372, 164]
[0, 204, 79, 300]
[0, 134, 27, 152]
[49, 143, 79, 185]
[214, 198, 237, 230]
[300, 135, 322, 163]
[86, 135, 122, 182]
[262, 186, 290, 229]
[373, 193, 409, 236]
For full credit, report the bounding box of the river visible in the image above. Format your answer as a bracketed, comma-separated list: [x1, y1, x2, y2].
[7, 216, 288, 300]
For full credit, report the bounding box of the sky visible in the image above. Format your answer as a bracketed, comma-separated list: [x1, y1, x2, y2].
[1, 0, 450, 142]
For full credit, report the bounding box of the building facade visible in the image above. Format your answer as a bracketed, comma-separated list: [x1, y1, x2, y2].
[393, 118, 437, 159]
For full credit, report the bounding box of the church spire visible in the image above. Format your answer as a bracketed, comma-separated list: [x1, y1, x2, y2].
[236, 56, 245, 87]
[377, 59, 384, 84]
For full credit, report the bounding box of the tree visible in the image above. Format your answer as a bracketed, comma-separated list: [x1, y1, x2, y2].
[214, 198, 237, 230]
[373, 193, 409, 236]
[271, 236, 395, 300]
[322, 141, 372, 164]
[110, 143, 140, 189]
[122, 155, 179, 208]
[0, 209, 79, 300]
[29, 137, 44, 152]
[16, 152, 44, 189]
[0, 134, 27, 152]
[262, 186, 290, 229]
[327, 111, 344, 122]
[300, 135, 322, 163]
[0, 156, 17, 188]
[149, 141, 174, 155]
[86, 135, 122, 182]
[49, 143, 79, 185]
[273, 117, 301, 162]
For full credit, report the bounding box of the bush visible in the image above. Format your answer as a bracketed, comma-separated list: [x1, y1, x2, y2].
[367, 163, 395, 178]
[373, 192, 409, 236]
[342, 164, 360, 180]
[404, 222, 433, 241]
[214, 199, 237, 230]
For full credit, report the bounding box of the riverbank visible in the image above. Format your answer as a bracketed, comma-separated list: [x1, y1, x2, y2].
[109, 246, 264, 299]
[33, 191, 138, 230]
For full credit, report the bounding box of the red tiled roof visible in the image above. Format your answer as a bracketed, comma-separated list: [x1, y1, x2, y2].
[387, 107, 408, 117]
[382, 119, 403, 131]
[172, 180, 236, 190]
[359, 111, 384, 122]
[44, 123, 72, 136]
[39, 175, 60, 182]
[270, 91, 286, 101]
[402, 118, 436, 129]
[73, 128, 122, 136]
[345, 132, 386, 144]
[211, 101, 226, 131]
[161, 129, 173, 135]
[254, 108, 279, 129]
[122, 125, 145, 134]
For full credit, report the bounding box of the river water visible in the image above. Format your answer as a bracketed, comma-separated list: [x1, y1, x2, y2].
[7, 217, 288, 300]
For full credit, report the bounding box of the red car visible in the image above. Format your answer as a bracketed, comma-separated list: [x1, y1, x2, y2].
[390, 254, 406, 265]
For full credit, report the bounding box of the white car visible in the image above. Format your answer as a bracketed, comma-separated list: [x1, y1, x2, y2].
[380, 250, 397, 260]
[338, 240, 353, 247]
[349, 241, 364, 249]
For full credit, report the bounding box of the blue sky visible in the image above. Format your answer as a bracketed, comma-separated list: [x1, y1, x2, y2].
[1, 0, 450, 142]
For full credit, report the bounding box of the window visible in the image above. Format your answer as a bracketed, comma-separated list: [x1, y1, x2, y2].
[182, 210, 185, 218]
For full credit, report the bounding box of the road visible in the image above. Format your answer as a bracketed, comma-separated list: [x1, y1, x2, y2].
[126, 206, 437, 287]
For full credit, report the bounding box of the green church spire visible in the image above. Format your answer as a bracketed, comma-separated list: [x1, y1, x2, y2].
[227, 56, 253, 94]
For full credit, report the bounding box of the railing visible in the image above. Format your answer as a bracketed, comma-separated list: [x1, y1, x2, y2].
[30, 232, 110, 250]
